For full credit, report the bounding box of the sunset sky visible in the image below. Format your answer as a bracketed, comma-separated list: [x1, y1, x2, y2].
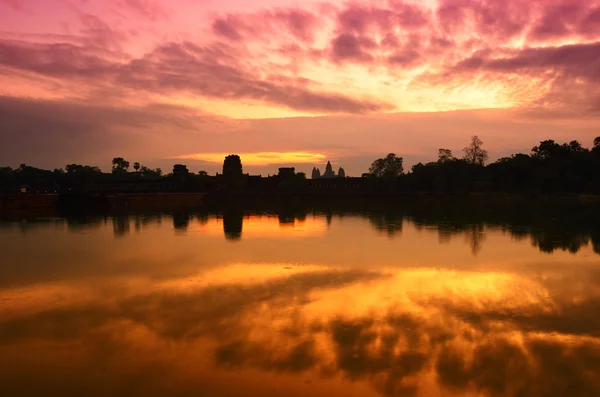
[1, 0, 599, 176]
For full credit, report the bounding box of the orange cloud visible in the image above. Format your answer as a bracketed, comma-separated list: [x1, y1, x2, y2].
[177, 151, 327, 166]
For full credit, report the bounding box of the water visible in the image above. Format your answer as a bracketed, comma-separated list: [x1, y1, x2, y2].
[2, 205, 600, 397]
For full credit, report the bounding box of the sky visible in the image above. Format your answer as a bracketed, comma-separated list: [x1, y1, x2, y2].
[1, 0, 599, 176]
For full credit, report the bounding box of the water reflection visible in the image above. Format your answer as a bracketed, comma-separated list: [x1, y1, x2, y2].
[173, 210, 190, 231]
[1, 203, 600, 397]
[3, 203, 600, 256]
[113, 215, 130, 237]
[368, 211, 404, 237]
[223, 207, 244, 241]
[141, 201, 600, 255]
[2, 264, 600, 396]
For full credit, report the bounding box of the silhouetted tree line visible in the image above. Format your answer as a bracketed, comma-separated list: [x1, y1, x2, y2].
[378, 136, 600, 194]
[0, 158, 165, 193]
[2, 136, 600, 194]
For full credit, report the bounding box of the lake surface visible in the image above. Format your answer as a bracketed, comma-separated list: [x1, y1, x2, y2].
[2, 204, 600, 397]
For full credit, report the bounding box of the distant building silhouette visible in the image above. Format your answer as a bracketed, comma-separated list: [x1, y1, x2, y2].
[311, 167, 321, 179]
[278, 167, 295, 178]
[173, 164, 189, 175]
[223, 155, 243, 177]
[323, 161, 335, 178]
[311, 161, 346, 179]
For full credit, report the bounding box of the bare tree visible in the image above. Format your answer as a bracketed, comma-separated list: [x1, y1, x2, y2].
[463, 136, 488, 165]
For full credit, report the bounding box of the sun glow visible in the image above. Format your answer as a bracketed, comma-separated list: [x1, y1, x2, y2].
[177, 151, 327, 166]
[191, 215, 328, 238]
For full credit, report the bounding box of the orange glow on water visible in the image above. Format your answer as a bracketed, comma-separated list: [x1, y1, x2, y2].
[2, 213, 600, 396]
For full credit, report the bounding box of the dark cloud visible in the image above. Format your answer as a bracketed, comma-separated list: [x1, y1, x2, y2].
[436, 336, 600, 397]
[0, 39, 117, 79]
[0, 96, 211, 168]
[452, 42, 600, 76]
[528, 3, 583, 41]
[212, 16, 244, 41]
[527, 2, 600, 40]
[331, 33, 376, 63]
[216, 339, 319, 372]
[581, 7, 600, 35]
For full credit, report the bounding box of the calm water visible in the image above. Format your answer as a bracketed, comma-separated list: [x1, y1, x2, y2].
[2, 207, 600, 397]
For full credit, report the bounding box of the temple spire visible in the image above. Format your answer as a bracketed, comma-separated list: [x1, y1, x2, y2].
[311, 167, 321, 179]
[323, 161, 335, 178]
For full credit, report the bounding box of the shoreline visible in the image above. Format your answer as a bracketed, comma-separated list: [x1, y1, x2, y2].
[2, 191, 599, 220]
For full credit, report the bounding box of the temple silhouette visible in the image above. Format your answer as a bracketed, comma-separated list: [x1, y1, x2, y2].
[312, 161, 346, 179]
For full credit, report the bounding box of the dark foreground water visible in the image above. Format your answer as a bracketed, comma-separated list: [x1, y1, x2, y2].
[2, 204, 600, 397]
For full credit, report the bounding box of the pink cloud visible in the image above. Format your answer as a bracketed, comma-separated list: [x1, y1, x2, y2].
[437, 40, 600, 115]
[211, 8, 318, 43]
[3, 0, 600, 115]
[78, 13, 129, 50]
[528, 2, 590, 41]
[337, 2, 428, 34]
[328, 2, 430, 66]
[0, 0, 22, 10]
[388, 48, 421, 66]
[437, 0, 531, 41]
[0, 38, 391, 114]
[121, 0, 169, 21]
[273, 9, 317, 42]
[117, 41, 391, 113]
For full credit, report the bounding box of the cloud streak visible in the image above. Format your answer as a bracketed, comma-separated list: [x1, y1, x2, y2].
[178, 152, 327, 166]
[0, 38, 391, 114]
